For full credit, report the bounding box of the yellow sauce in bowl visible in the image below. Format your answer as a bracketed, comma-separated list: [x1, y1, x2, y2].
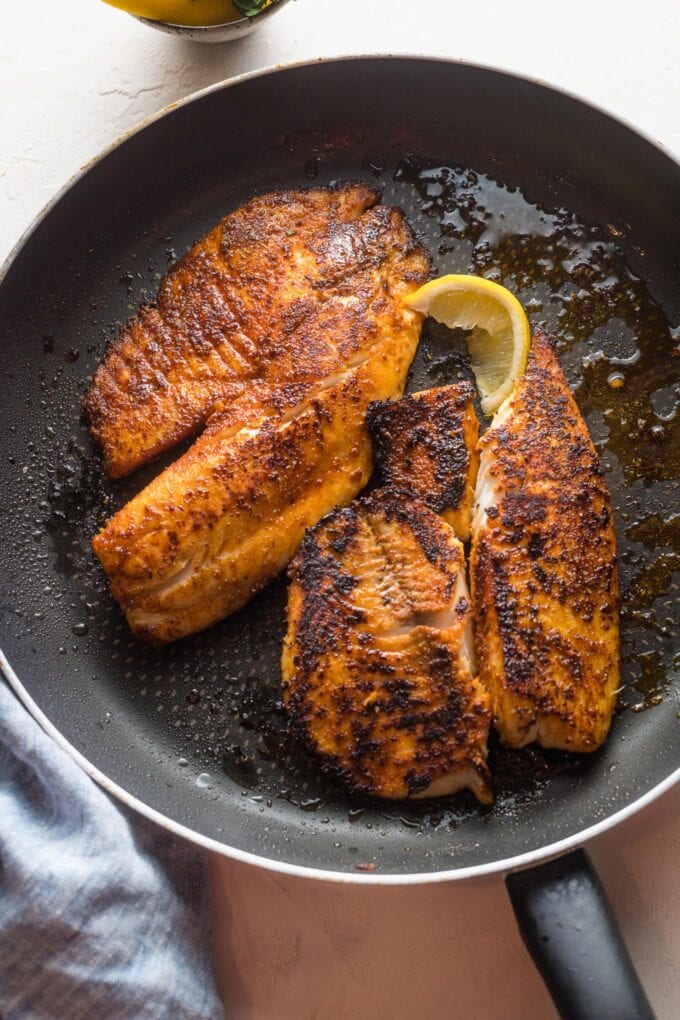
[102, 0, 249, 25]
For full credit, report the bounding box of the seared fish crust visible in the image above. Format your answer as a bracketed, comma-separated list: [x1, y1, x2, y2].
[92, 298, 424, 644]
[282, 490, 492, 803]
[471, 328, 620, 751]
[368, 382, 479, 540]
[90, 184, 430, 642]
[84, 183, 428, 478]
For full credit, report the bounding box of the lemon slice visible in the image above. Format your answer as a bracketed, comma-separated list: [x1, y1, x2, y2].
[405, 275, 531, 414]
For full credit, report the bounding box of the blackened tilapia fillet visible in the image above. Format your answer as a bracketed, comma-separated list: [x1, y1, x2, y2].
[91, 243, 429, 643]
[471, 328, 620, 751]
[368, 382, 479, 540]
[84, 183, 428, 478]
[282, 490, 492, 803]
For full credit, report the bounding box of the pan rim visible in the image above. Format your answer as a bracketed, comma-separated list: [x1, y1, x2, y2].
[4, 647, 679, 884]
[2, 53, 679, 883]
[2, 52, 678, 282]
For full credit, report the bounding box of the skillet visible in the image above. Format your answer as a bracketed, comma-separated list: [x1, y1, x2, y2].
[1, 56, 678, 1018]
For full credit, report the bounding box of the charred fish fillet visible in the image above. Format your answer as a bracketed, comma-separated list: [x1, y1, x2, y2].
[92, 299, 425, 644]
[471, 328, 620, 751]
[368, 382, 479, 540]
[282, 490, 492, 803]
[90, 184, 430, 642]
[83, 183, 428, 478]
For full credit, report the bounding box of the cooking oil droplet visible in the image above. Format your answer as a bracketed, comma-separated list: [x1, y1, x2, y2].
[650, 383, 679, 422]
[195, 772, 212, 788]
[71, 622, 89, 636]
[607, 371, 625, 389]
[300, 797, 321, 812]
[304, 158, 319, 180]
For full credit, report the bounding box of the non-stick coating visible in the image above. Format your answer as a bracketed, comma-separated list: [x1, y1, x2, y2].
[1, 58, 678, 875]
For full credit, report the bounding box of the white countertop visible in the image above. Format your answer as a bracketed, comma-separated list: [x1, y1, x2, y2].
[3, 2, 679, 1018]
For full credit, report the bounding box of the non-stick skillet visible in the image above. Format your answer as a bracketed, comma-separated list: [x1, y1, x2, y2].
[1, 57, 678, 1019]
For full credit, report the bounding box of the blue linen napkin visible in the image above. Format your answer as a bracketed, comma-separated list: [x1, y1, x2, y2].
[0, 678, 223, 1020]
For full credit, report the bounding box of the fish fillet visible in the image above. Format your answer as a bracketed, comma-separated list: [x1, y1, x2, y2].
[282, 490, 492, 803]
[90, 185, 430, 641]
[471, 328, 620, 751]
[83, 183, 428, 478]
[367, 382, 479, 540]
[92, 302, 424, 644]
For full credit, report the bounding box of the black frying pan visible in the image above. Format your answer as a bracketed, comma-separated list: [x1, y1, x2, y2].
[1, 57, 678, 1019]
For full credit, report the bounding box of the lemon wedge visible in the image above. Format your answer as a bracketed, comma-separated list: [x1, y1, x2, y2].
[405, 275, 531, 414]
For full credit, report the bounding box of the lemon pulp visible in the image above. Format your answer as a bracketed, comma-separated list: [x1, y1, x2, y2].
[405, 275, 531, 414]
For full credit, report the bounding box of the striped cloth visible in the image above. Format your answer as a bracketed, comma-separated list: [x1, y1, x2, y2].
[0, 679, 223, 1020]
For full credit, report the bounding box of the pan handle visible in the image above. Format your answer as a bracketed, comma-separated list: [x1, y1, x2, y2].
[506, 848, 655, 1020]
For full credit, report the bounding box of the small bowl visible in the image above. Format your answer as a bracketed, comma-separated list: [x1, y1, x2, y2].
[134, 0, 292, 42]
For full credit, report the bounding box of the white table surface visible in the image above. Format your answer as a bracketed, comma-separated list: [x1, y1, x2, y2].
[3, 2, 679, 1018]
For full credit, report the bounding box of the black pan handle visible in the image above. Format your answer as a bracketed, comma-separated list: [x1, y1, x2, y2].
[506, 849, 655, 1020]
